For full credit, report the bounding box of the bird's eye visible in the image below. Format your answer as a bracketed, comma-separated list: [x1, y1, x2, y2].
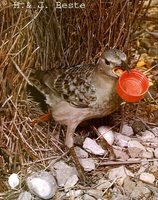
[105, 59, 110, 65]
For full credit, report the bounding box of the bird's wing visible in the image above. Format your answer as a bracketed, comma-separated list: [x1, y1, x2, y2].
[34, 64, 97, 108]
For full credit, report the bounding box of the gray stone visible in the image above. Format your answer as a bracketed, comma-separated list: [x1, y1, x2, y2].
[115, 133, 131, 147]
[113, 148, 129, 160]
[140, 130, 155, 142]
[142, 151, 153, 159]
[111, 194, 129, 200]
[128, 141, 146, 158]
[26, 171, 57, 200]
[18, 192, 32, 200]
[121, 124, 134, 136]
[152, 127, 158, 135]
[108, 166, 134, 186]
[64, 175, 79, 191]
[75, 146, 88, 158]
[130, 182, 151, 199]
[123, 177, 136, 195]
[83, 194, 96, 200]
[53, 161, 78, 186]
[140, 172, 155, 184]
[83, 137, 106, 155]
[66, 190, 83, 198]
[96, 179, 111, 190]
[79, 158, 95, 171]
[86, 189, 102, 199]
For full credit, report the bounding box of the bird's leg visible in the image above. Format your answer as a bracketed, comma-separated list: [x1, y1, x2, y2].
[65, 126, 85, 182]
[100, 137, 115, 159]
[120, 102, 127, 132]
[92, 125, 115, 159]
[69, 147, 86, 182]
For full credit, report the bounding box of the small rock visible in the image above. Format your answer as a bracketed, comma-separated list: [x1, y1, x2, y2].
[121, 124, 134, 136]
[142, 150, 153, 158]
[111, 186, 129, 199]
[8, 173, 20, 189]
[149, 164, 158, 173]
[83, 194, 96, 200]
[123, 177, 136, 195]
[96, 179, 112, 190]
[98, 126, 115, 145]
[153, 160, 158, 167]
[64, 175, 79, 191]
[108, 166, 134, 186]
[137, 166, 148, 175]
[128, 141, 146, 158]
[79, 158, 95, 172]
[140, 172, 155, 184]
[53, 161, 78, 186]
[141, 159, 150, 166]
[86, 189, 102, 199]
[152, 127, 158, 135]
[137, 159, 150, 175]
[26, 171, 57, 200]
[83, 137, 106, 155]
[18, 192, 32, 200]
[140, 130, 155, 142]
[128, 140, 145, 150]
[132, 120, 146, 134]
[53, 160, 72, 170]
[55, 192, 65, 199]
[115, 133, 131, 147]
[146, 147, 154, 154]
[75, 146, 88, 158]
[113, 148, 129, 160]
[154, 148, 158, 158]
[66, 190, 83, 198]
[111, 194, 129, 200]
[130, 182, 151, 199]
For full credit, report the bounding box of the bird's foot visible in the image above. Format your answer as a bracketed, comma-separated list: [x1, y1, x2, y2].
[100, 138, 115, 159]
[92, 125, 115, 159]
[69, 147, 86, 184]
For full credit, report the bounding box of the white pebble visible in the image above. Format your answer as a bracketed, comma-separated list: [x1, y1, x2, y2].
[27, 171, 57, 199]
[121, 124, 134, 136]
[128, 140, 146, 158]
[8, 173, 20, 189]
[18, 191, 32, 200]
[64, 175, 79, 191]
[140, 172, 155, 184]
[79, 158, 95, 171]
[29, 178, 51, 197]
[98, 126, 114, 145]
[108, 166, 134, 186]
[66, 190, 83, 198]
[74, 146, 88, 158]
[83, 137, 106, 155]
[115, 133, 131, 147]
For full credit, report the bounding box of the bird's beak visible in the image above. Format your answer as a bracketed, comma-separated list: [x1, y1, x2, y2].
[112, 61, 130, 77]
[121, 61, 130, 72]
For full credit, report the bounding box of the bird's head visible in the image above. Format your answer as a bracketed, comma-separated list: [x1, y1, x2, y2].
[98, 49, 130, 78]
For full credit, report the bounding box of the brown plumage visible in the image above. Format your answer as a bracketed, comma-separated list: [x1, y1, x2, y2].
[30, 49, 129, 179]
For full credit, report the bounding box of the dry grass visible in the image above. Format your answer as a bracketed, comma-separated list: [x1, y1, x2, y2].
[0, 0, 149, 195]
